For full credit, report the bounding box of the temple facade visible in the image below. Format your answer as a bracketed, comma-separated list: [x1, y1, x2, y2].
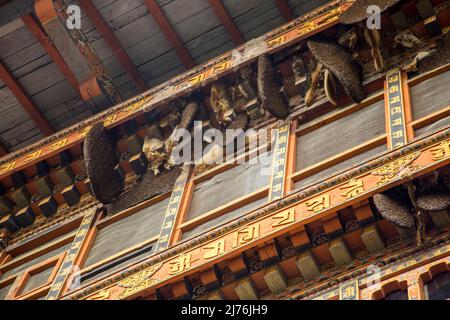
[0, 0, 449, 300]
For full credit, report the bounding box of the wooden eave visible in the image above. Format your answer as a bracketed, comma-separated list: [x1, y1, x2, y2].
[0, 0, 350, 180]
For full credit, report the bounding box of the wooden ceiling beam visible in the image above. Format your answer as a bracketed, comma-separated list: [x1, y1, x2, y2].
[21, 14, 81, 95]
[79, 0, 148, 92]
[274, 0, 295, 22]
[207, 0, 245, 45]
[34, 0, 121, 104]
[143, 0, 196, 69]
[0, 61, 54, 136]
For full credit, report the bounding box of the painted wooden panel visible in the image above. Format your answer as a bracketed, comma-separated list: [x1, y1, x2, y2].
[295, 101, 385, 171]
[411, 69, 450, 120]
[83, 197, 170, 268]
[80, 243, 155, 285]
[294, 144, 388, 191]
[415, 115, 450, 138]
[182, 196, 267, 240]
[20, 265, 54, 295]
[187, 152, 272, 221]
[0, 283, 13, 300]
[0, 242, 70, 280]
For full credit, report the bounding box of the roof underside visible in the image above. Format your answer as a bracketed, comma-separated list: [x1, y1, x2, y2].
[0, 0, 328, 152]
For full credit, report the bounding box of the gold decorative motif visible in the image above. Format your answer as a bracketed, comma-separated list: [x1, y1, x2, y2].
[117, 263, 163, 299]
[371, 152, 421, 185]
[272, 208, 296, 227]
[169, 254, 195, 275]
[23, 150, 43, 163]
[0, 161, 16, 175]
[49, 139, 68, 151]
[267, 35, 286, 47]
[306, 194, 330, 213]
[87, 289, 111, 300]
[203, 239, 226, 259]
[232, 225, 260, 248]
[340, 179, 364, 199]
[339, 280, 359, 300]
[430, 141, 450, 161]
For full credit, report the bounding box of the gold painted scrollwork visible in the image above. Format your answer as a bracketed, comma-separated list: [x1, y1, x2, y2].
[430, 141, 450, 161]
[371, 152, 421, 185]
[117, 263, 163, 299]
[87, 289, 111, 300]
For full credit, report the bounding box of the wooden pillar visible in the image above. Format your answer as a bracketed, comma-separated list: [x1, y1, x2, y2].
[401, 71, 415, 141]
[285, 119, 297, 194]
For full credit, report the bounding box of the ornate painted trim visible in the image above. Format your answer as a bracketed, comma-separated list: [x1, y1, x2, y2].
[62, 127, 450, 300]
[155, 166, 190, 252]
[339, 279, 359, 300]
[386, 70, 408, 149]
[269, 122, 290, 201]
[46, 207, 97, 299]
[0, 0, 350, 179]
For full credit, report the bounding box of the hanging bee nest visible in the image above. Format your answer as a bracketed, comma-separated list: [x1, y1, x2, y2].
[179, 101, 199, 130]
[307, 40, 366, 103]
[84, 123, 124, 204]
[439, 166, 450, 190]
[257, 54, 289, 119]
[418, 33, 450, 74]
[226, 111, 249, 130]
[416, 188, 450, 212]
[210, 80, 234, 128]
[373, 189, 415, 228]
[339, 0, 401, 25]
[107, 166, 182, 215]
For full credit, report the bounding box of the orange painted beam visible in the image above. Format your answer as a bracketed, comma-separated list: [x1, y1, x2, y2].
[208, 0, 245, 45]
[274, 0, 295, 21]
[0, 60, 54, 136]
[78, 0, 148, 92]
[21, 14, 81, 96]
[143, 0, 196, 69]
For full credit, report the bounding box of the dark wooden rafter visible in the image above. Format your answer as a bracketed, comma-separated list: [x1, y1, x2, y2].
[78, 0, 148, 92]
[207, 0, 245, 45]
[0, 142, 8, 156]
[274, 0, 295, 22]
[143, 0, 196, 69]
[21, 14, 81, 95]
[0, 61, 54, 136]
